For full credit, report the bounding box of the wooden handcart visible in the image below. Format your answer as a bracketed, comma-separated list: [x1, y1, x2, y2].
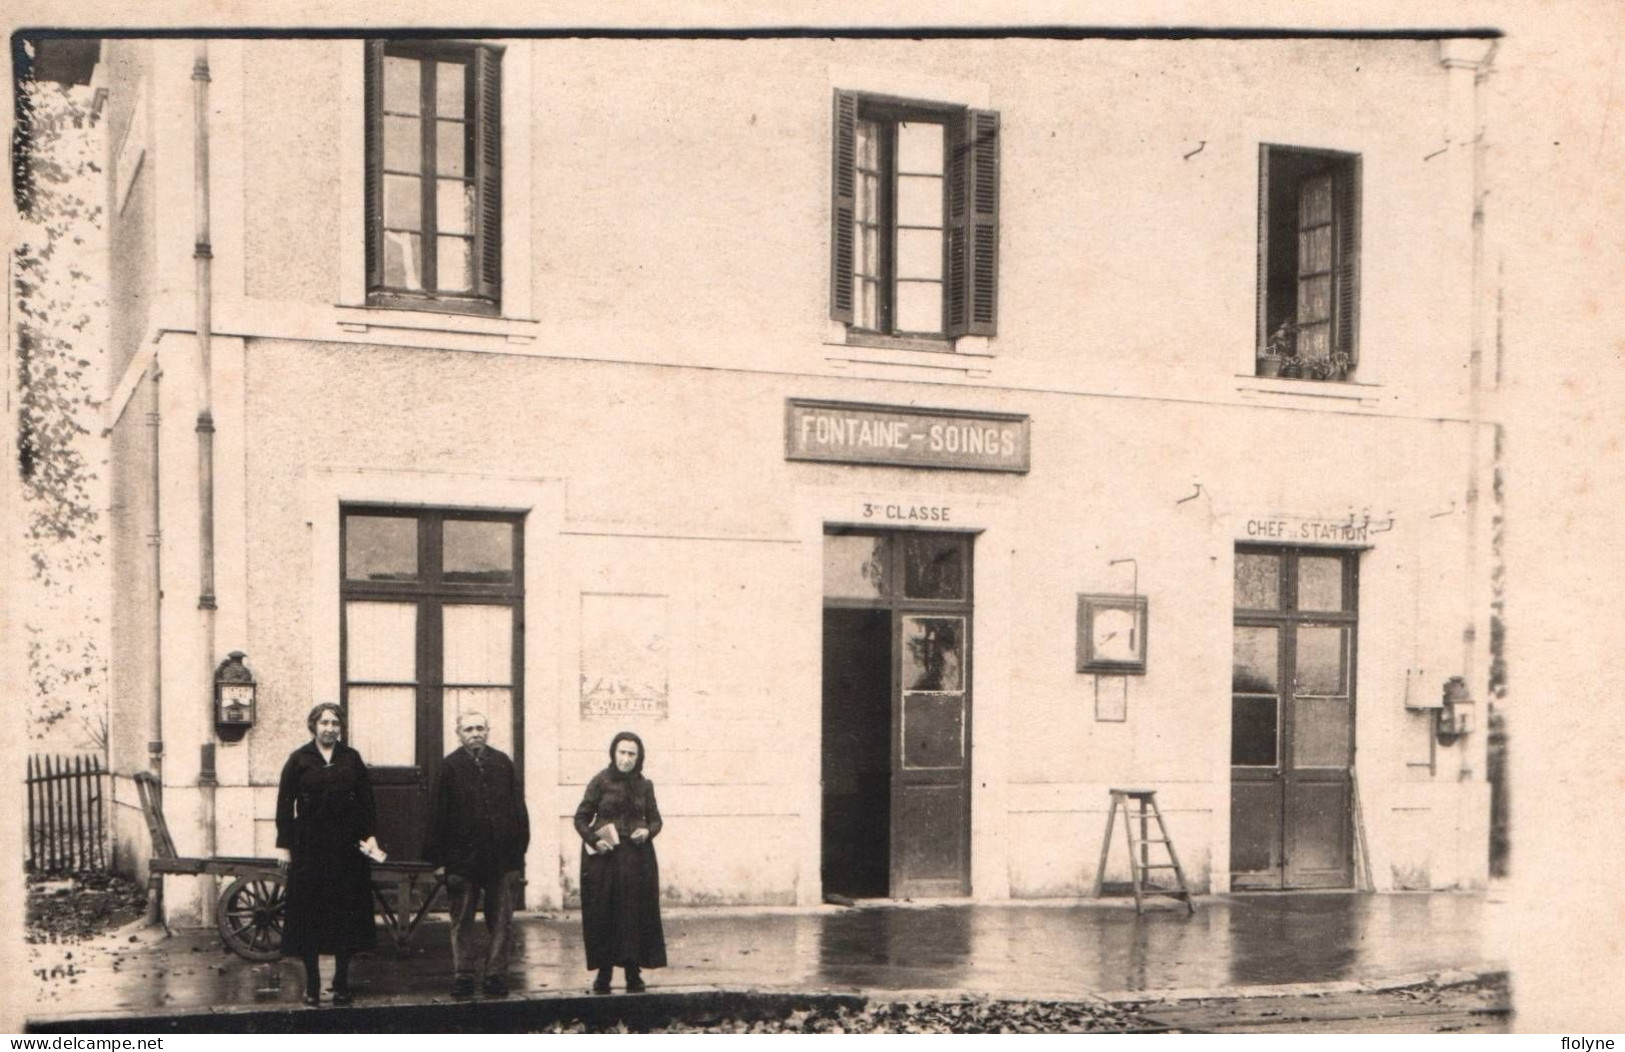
[135, 772, 446, 961]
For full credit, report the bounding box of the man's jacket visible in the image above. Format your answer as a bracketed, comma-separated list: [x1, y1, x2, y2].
[423, 746, 530, 875]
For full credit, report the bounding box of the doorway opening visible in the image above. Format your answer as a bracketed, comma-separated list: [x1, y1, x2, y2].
[821, 528, 973, 900]
[821, 608, 891, 898]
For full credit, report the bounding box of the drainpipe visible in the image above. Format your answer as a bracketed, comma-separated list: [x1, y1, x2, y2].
[145, 368, 164, 925]
[193, 41, 219, 926]
[1458, 41, 1495, 784]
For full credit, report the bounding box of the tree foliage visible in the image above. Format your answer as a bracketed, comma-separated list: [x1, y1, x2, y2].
[14, 68, 108, 743]
[15, 75, 104, 585]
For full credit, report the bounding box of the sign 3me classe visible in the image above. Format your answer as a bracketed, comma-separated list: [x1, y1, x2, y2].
[785, 399, 1030, 473]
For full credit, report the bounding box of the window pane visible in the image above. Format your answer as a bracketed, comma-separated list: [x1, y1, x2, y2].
[896, 228, 942, 280]
[1298, 225, 1332, 274]
[853, 276, 877, 331]
[1231, 695, 1278, 766]
[1295, 626, 1347, 695]
[435, 120, 467, 177]
[437, 236, 472, 292]
[383, 56, 420, 114]
[1297, 321, 1331, 358]
[346, 686, 416, 766]
[346, 515, 417, 580]
[383, 231, 423, 289]
[1298, 275, 1332, 323]
[1294, 696, 1351, 767]
[855, 119, 878, 170]
[437, 179, 473, 235]
[1297, 556, 1345, 611]
[1232, 625, 1279, 693]
[903, 534, 965, 600]
[1300, 174, 1333, 226]
[896, 174, 942, 227]
[443, 604, 512, 685]
[1235, 553, 1280, 609]
[384, 115, 421, 171]
[435, 60, 466, 117]
[902, 616, 964, 692]
[443, 687, 512, 757]
[856, 170, 879, 224]
[902, 693, 963, 769]
[345, 601, 417, 682]
[823, 534, 886, 599]
[384, 174, 421, 230]
[444, 519, 514, 577]
[895, 281, 941, 333]
[897, 121, 944, 175]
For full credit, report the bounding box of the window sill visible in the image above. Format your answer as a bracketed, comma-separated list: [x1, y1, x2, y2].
[334, 302, 540, 344]
[1234, 373, 1384, 407]
[823, 333, 994, 379]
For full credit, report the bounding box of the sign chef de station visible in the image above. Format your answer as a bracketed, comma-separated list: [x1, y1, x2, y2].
[785, 399, 1030, 473]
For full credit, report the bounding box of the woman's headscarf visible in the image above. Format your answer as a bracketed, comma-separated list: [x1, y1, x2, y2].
[606, 730, 647, 783]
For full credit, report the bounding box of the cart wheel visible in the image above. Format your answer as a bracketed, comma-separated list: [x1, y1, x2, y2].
[217, 874, 286, 962]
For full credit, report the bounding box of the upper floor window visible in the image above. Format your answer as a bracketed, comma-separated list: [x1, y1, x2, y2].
[830, 91, 1000, 343]
[1257, 146, 1360, 381]
[366, 40, 502, 314]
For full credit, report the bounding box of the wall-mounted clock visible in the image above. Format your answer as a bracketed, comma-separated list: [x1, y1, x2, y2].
[1077, 594, 1149, 675]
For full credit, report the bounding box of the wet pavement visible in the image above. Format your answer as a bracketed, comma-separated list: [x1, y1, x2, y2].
[25, 892, 1503, 1027]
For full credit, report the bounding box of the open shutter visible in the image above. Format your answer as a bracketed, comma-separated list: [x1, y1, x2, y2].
[473, 46, 503, 306]
[364, 41, 385, 293]
[829, 90, 857, 324]
[1256, 146, 1271, 355]
[1333, 158, 1360, 365]
[947, 109, 999, 338]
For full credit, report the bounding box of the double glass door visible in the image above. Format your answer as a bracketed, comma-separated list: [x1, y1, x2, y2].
[1230, 546, 1358, 890]
[340, 508, 524, 861]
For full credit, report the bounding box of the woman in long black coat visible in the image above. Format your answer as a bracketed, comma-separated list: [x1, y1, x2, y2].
[275, 703, 380, 1006]
[574, 731, 666, 993]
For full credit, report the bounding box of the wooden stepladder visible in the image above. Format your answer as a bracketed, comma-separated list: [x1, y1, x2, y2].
[1095, 788, 1196, 914]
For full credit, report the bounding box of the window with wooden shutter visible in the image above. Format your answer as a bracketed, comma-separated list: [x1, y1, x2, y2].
[1257, 145, 1360, 381]
[366, 40, 502, 315]
[832, 92, 999, 342]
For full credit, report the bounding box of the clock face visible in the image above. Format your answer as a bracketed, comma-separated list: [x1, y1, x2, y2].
[1092, 607, 1139, 662]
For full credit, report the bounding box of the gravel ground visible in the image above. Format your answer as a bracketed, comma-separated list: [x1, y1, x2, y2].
[539, 997, 1162, 1034]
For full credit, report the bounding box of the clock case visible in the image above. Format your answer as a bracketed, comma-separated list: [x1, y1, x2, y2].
[1076, 593, 1149, 675]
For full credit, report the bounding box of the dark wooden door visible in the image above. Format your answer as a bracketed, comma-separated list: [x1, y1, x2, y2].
[823, 529, 973, 899]
[1231, 548, 1356, 890]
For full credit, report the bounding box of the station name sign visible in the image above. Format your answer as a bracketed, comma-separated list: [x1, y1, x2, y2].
[786, 399, 1030, 473]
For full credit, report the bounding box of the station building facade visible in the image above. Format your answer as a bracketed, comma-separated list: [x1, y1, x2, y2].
[91, 33, 1498, 924]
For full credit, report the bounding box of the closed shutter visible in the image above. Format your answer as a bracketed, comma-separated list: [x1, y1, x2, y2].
[1333, 159, 1360, 365]
[473, 46, 503, 305]
[364, 41, 385, 292]
[829, 90, 857, 324]
[947, 108, 999, 338]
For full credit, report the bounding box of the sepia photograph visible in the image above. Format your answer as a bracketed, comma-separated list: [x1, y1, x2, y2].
[4, 0, 1622, 1038]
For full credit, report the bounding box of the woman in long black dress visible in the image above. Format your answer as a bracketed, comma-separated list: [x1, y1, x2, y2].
[574, 731, 667, 993]
[275, 703, 380, 1006]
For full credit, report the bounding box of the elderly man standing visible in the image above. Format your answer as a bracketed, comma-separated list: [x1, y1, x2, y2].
[425, 711, 530, 999]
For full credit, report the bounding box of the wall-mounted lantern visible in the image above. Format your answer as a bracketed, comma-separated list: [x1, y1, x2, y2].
[1434, 675, 1474, 746]
[214, 651, 256, 743]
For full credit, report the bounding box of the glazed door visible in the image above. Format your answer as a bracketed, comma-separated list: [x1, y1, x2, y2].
[823, 529, 973, 899]
[1230, 547, 1357, 890]
[340, 509, 524, 862]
